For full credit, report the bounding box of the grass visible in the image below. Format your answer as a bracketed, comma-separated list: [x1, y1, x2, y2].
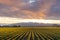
[0, 27, 60, 40]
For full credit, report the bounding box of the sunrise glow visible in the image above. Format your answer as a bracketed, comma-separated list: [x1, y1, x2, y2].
[0, 17, 60, 24]
[28, 0, 35, 3]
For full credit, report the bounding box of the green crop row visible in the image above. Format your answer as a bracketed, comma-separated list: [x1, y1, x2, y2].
[0, 27, 60, 40]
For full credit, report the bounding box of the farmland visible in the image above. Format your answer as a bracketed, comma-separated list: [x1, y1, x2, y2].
[0, 27, 60, 40]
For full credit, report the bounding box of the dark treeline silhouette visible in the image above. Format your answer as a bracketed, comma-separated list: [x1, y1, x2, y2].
[0, 24, 60, 27]
[0, 25, 21, 27]
[53, 24, 60, 27]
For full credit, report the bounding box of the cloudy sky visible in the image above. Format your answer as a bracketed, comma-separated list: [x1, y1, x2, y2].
[0, 0, 60, 24]
[0, 0, 60, 20]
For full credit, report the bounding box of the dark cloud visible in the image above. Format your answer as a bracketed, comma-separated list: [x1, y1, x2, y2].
[0, 0, 60, 20]
[21, 0, 42, 12]
[47, 0, 60, 20]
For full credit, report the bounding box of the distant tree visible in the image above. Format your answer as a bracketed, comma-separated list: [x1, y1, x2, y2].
[53, 24, 60, 27]
[12, 25, 21, 27]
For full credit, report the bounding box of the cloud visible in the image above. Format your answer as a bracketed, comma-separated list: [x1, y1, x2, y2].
[46, 0, 60, 20]
[0, 0, 59, 20]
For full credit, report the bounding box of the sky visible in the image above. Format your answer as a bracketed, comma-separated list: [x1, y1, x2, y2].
[0, 0, 60, 24]
[0, 17, 60, 24]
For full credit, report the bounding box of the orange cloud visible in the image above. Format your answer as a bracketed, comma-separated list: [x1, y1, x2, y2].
[37, 0, 56, 19]
[0, 0, 12, 5]
[0, 0, 57, 19]
[20, 0, 56, 19]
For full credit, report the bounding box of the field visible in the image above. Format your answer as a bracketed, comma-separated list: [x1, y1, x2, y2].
[0, 27, 60, 40]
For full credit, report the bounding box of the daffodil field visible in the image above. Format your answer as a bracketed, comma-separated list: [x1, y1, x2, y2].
[0, 27, 60, 40]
